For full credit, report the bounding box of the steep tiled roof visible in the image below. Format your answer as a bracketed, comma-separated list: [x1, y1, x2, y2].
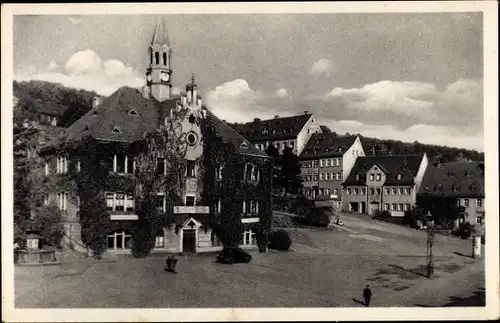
[229, 114, 313, 142]
[417, 162, 485, 197]
[151, 19, 171, 47]
[59, 86, 267, 158]
[65, 87, 175, 143]
[343, 154, 425, 186]
[300, 134, 357, 159]
[205, 110, 268, 158]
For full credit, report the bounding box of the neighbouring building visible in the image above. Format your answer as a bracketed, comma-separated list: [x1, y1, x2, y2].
[38, 19, 271, 254]
[417, 161, 485, 229]
[342, 154, 429, 216]
[299, 134, 365, 208]
[230, 111, 323, 156]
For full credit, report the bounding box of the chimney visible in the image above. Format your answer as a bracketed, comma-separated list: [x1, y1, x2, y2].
[92, 96, 103, 108]
[197, 97, 202, 107]
[304, 110, 309, 115]
[274, 115, 279, 119]
[192, 85, 197, 105]
[254, 118, 261, 123]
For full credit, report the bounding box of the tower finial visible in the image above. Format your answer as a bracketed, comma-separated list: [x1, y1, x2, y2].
[151, 18, 171, 47]
[191, 73, 196, 85]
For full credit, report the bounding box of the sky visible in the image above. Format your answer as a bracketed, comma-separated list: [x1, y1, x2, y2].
[13, 13, 484, 151]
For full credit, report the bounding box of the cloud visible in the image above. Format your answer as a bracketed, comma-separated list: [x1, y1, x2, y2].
[15, 50, 145, 96]
[47, 61, 59, 71]
[275, 88, 289, 97]
[311, 58, 334, 76]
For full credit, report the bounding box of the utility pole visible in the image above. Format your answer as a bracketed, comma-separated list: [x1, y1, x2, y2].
[426, 223, 435, 278]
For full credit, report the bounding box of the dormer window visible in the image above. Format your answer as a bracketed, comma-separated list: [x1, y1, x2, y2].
[272, 129, 277, 134]
[240, 142, 249, 149]
[112, 126, 122, 134]
[188, 114, 196, 124]
[128, 109, 138, 116]
[262, 129, 269, 136]
[84, 125, 89, 132]
[92, 110, 98, 116]
[397, 173, 402, 180]
[355, 174, 360, 180]
[338, 147, 343, 152]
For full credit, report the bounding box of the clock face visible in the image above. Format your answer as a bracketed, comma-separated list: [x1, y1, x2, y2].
[147, 74, 152, 82]
[161, 72, 170, 82]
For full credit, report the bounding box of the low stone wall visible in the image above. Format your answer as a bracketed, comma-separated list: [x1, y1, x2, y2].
[15, 249, 59, 265]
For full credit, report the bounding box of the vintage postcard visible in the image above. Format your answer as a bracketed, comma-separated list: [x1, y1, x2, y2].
[1, 2, 498, 322]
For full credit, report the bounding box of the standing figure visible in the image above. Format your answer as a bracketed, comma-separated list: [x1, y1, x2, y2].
[165, 254, 178, 273]
[363, 285, 372, 307]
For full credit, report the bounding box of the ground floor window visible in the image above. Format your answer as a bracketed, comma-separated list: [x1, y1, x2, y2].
[241, 229, 257, 246]
[211, 231, 222, 247]
[384, 203, 390, 211]
[155, 234, 165, 248]
[107, 231, 133, 250]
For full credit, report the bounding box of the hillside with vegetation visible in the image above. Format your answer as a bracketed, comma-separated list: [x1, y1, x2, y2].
[13, 80, 97, 128]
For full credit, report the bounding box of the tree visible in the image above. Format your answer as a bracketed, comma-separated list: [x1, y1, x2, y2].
[279, 147, 303, 196]
[31, 204, 64, 248]
[265, 144, 282, 193]
[132, 111, 188, 257]
[77, 137, 111, 257]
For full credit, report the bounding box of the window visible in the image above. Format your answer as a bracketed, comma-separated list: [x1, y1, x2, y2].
[476, 199, 483, 207]
[116, 155, 126, 173]
[186, 160, 196, 177]
[45, 162, 50, 176]
[215, 165, 222, 181]
[325, 173, 330, 180]
[376, 188, 381, 195]
[58, 192, 68, 211]
[56, 156, 68, 174]
[155, 235, 165, 248]
[476, 217, 483, 224]
[212, 199, 221, 213]
[43, 195, 49, 206]
[77, 159, 81, 172]
[320, 159, 324, 167]
[250, 200, 259, 214]
[464, 199, 469, 207]
[385, 188, 390, 195]
[337, 173, 341, 180]
[334, 189, 339, 196]
[404, 204, 411, 211]
[211, 231, 222, 246]
[347, 188, 352, 195]
[185, 196, 196, 207]
[106, 193, 114, 211]
[356, 174, 360, 181]
[405, 188, 411, 195]
[376, 174, 381, 181]
[354, 188, 359, 195]
[156, 194, 166, 212]
[336, 158, 341, 166]
[369, 174, 374, 181]
[384, 203, 390, 211]
[126, 156, 135, 174]
[313, 174, 318, 181]
[392, 188, 397, 195]
[361, 188, 366, 195]
[106, 192, 134, 212]
[391, 204, 397, 211]
[115, 193, 125, 211]
[399, 188, 404, 195]
[397, 173, 402, 180]
[128, 109, 139, 116]
[242, 229, 257, 246]
[157, 158, 166, 175]
[398, 204, 403, 211]
[320, 173, 325, 181]
[369, 188, 375, 195]
[457, 199, 462, 207]
[325, 188, 330, 196]
[326, 159, 331, 167]
[112, 126, 121, 134]
[108, 231, 133, 250]
[126, 194, 134, 212]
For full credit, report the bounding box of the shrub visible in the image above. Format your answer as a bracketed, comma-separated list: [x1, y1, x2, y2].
[268, 229, 292, 251]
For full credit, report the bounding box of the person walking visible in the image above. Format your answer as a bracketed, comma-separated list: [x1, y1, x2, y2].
[363, 285, 372, 307]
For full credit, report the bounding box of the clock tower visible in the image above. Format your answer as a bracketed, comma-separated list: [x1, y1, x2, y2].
[146, 18, 172, 102]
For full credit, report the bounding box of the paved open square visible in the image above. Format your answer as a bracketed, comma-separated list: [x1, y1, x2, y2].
[15, 214, 485, 308]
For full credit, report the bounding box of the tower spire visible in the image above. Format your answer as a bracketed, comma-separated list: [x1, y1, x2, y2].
[151, 18, 171, 48]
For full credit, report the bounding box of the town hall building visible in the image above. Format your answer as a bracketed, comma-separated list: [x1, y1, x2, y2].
[39, 19, 272, 254]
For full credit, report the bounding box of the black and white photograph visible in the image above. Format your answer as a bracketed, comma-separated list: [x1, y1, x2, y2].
[1, 2, 498, 322]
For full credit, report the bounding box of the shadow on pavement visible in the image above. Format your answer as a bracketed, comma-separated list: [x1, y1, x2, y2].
[389, 264, 428, 278]
[352, 298, 367, 307]
[415, 288, 485, 307]
[453, 251, 472, 258]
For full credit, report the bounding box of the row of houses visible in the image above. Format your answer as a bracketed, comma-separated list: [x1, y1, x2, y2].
[230, 114, 485, 228]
